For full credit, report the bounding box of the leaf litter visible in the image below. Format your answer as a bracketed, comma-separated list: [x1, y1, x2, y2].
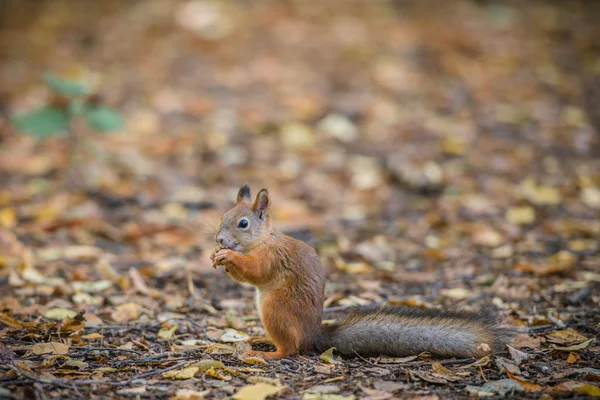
[0, 0, 599, 399]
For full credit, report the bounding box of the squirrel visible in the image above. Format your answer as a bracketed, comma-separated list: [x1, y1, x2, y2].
[210, 185, 512, 360]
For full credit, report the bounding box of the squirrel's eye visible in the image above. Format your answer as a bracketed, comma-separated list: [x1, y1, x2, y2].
[238, 218, 249, 229]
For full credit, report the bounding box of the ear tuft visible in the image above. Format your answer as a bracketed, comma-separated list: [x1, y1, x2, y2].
[237, 184, 251, 203]
[253, 188, 270, 219]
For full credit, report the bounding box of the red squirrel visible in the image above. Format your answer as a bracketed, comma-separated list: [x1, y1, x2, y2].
[210, 185, 512, 360]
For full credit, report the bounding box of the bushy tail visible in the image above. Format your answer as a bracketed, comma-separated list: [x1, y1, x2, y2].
[317, 305, 513, 358]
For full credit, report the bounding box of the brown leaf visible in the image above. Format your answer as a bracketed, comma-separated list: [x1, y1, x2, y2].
[32, 342, 69, 355]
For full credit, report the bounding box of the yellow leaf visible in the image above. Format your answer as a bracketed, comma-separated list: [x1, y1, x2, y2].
[567, 352, 580, 364]
[32, 342, 69, 355]
[82, 333, 104, 340]
[233, 383, 285, 400]
[554, 339, 592, 352]
[172, 388, 208, 400]
[320, 348, 341, 364]
[111, 302, 141, 323]
[191, 359, 227, 372]
[431, 361, 454, 375]
[205, 366, 231, 381]
[247, 377, 281, 386]
[157, 323, 178, 340]
[44, 308, 78, 321]
[0, 207, 17, 228]
[162, 366, 199, 380]
[238, 353, 268, 366]
[441, 287, 470, 300]
[506, 206, 535, 225]
[0, 313, 24, 328]
[219, 328, 250, 343]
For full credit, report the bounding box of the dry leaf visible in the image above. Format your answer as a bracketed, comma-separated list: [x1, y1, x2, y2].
[205, 367, 232, 381]
[219, 328, 250, 342]
[233, 383, 285, 400]
[172, 388, 208, 400]
[157, 323, 178, 339]
[567, 352, 580, 363]
[44, 308, 78, 321]
[554, 339, 592, 352]
[545, 329, 587, 345]
[32, 342, 69, 355]
[111, 302, 141, 323]
[506, 206, 535, 225]
[505, 369, 543, 393]
[162, 366, 199, 379]
[320, 348, 341, 364]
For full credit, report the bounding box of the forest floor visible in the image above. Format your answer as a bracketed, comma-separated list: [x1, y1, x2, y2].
[0, 1, 599, 399]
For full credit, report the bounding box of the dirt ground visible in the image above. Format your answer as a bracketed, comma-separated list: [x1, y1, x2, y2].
[0, 0, 599, 399]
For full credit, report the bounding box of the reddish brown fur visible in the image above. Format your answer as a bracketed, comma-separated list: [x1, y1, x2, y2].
[211, 186, 325, 359]
[211, 185, 512, 360]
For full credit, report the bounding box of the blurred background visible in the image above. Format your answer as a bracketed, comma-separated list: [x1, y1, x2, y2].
[0, 0, 599, 302]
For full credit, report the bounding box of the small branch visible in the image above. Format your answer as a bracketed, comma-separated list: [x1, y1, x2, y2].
[71, 346, 144, 355]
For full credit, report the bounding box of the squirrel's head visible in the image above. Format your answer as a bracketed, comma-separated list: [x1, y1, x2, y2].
[215, 184, 271, 252]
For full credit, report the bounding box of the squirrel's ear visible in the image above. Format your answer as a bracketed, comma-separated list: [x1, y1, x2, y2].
[253, 188, 270, 219]
[237, 184, 251, 203]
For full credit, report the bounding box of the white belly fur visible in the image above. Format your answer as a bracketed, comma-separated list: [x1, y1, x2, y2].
[255, 288, 263, 321]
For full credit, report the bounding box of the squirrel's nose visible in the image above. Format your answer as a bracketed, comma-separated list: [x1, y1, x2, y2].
[216, 234, 224, 245]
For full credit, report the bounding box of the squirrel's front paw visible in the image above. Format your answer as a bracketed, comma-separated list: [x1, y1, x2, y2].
[210, 245, 226, 268]
[213, 248, 234, 267]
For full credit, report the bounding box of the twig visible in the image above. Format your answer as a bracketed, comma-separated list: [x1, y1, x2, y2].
[121, 360, 188, 382]
[353, 351, 380, 366]
[71, 346, 144, 355]
[4, 360, 188, 389]
[5, 365, 73, 389]
[186, 317, 216, 342]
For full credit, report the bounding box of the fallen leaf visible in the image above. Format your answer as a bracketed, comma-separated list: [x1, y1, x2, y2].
[0, 313, 24, 328]
[377, 355, 419, 364]
[44, 308, 78, 321]
[320, 347, 341, 364]
[545, 329, 588, 345]
[157, 323, 178, 339]
[219, 328, 250, 342]
[555, 381, 600, 396]
[505, 369, 543, 392]
[64, 359, 89, 369]
[303, 385, 340, 394]
[233, 383, 284, 400]
[466, 379, 522, 397]
[82, 333, 103, 340]
[567, 352, 580, 363]
[247, 377, 281, 386]
[205, 366, 232, 381]
[431, 362, 454, 375]
[554, 339, 592, 352]
[507, 345, 531, 365]
[238, 352, 268, 366]
[111, 302, 141, 323]
[505, 206, 535, 225]
[32, 342, 69, 355]
[117, 386, 146, 395]
[314, 364, 332, 374]
[172, 388, 208, 400]
[71, 280, 113, 293]
[302, 394, 356, 400]
[162, 366, 199, 379]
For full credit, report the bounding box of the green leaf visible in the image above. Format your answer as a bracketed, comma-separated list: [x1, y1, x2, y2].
[12, 107, 69, 138]
[44, 72, 89, 97]
[84, 106, 124, 133]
